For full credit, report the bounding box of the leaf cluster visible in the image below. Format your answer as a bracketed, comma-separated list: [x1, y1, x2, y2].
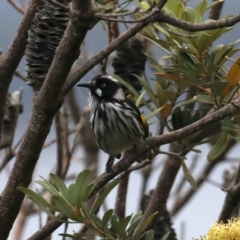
[18, 170, 157, 240]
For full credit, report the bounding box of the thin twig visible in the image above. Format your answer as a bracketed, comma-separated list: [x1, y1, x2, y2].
[95, 8, 159, 23]
[8, 0, 25, 14]
[218, 164, 240, 222]
[14, 71, 28, 82]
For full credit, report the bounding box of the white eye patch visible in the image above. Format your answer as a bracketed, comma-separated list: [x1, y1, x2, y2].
[95, 88, 102, 96]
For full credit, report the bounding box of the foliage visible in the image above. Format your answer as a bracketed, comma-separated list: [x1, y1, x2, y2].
[19, 170, 157, 239]
[2, 0, 240, 239]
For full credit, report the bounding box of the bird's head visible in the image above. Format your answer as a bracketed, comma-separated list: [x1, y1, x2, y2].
[77, 75, 125, 101]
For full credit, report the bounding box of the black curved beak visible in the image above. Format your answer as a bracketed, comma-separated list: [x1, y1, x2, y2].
[76, 83, 92, 89]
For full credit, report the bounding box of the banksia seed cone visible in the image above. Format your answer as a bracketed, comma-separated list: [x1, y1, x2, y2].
[112, 37, 147, 94]
[25, 1, 69, 91]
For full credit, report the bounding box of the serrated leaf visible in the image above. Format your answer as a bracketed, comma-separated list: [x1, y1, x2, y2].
[207, 132, 230, 161]
[161, 231, 171, 240]
[181, 161, 197, 190]
[50, 174, 69, 202]
[73, 170, 92, 208]
[102, 209, 114, 231]
[136, 91, 146, 107]
[90, 180, 120, 215]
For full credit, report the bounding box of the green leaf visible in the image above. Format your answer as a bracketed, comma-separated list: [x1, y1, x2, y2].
[185, 7, 195, 22]
[52, 196, 82, 221]
[90, 180, 120, 215]
[132, 212, 158, 239]
[197, 34, 212, 54]
[91, 214, 104, 229]
[221, 117, 236, 129]
[211, 82, 229, 96]
[36, 178, 59, 196]
[67, 183, 76, 206]
[18, 187, 58, 212]
[181, 9, 192, 22]
[191, 149, 202, 153]
[18, 187, 66, 222]
[114, 74, 154, 111]
[50, 174, 69, 202]
[73, 170, 92, 208]
[221, 126, 237, 137]
[119, 215, 132, 236]
[109, 214, 120, 237]
[195, 0, 207, 17]
[161, 231, 171, 240]
[173, 2, 184, 18]
[146, 106, 165, 120]
[81, 202, 91, 220]
[181, 161, 197, 190]
[194, 95, 215, 105]
[207, 133, 230, 161]
[136, 91, 146, 107]
[134, 75, 159, 108]
[145, 230, 155, 240]
[155, 81, 164, 107]
[126, 211, 142, 237]
[102, 209, 114, 231]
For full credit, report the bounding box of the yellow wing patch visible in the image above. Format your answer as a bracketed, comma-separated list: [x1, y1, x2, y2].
[140, 114, 149, 138]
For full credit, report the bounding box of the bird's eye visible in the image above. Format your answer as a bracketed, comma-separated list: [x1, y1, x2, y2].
[101, 83, 106, 88]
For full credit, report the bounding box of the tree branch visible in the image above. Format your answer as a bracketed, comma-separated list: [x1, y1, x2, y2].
[218, 164, 240, 222]
[8, 0, 25, 14]
[0, 0, 40, 148]
[0, 1, 95, 239]
[62, 9, 161, 94]
[158, 10, 240, 32]
[63, 10, 240, 94]
[28, 98, 240, 238]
